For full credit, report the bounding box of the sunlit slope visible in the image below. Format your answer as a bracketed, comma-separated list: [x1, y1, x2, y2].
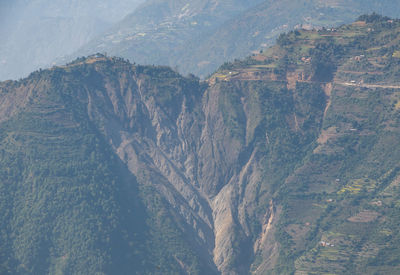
[0, 15, 400, 274]
[75, 0, 400, 78]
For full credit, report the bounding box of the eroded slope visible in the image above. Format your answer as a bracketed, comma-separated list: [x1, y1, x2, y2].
[1, 15, 400, 274]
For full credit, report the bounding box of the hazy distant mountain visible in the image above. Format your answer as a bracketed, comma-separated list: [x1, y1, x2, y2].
[4, 0, 399, 81]
[72, 0, 265, 75]
[178, 0, 400, 77]
[74, 0, 400, 78]
[0, 0, 144, 81]
[1, 15, 400, 274]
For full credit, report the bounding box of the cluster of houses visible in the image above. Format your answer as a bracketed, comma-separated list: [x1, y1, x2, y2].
[301, 56, 311, 63]
[354, 55, 365, 61]
[320, 241, 335, 247]
[371, 200, 383, 207]
[350, 79, 364, 86]
[325, 28, 337, 32]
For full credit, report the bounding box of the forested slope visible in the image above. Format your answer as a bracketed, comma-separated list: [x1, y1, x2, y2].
[0, 15, 399, 274]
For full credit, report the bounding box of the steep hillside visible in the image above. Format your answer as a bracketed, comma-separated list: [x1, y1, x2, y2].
[210, 14, 400, 274]
[1, 15, 400, 274]
[74, 0, 400, 78]
[0, 57, 215, 274]
[178, 0, 400, 77]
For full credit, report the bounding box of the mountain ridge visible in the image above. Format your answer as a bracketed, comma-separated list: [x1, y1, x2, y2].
[1, 15, 400, 274]
[72, 0, 400, 78]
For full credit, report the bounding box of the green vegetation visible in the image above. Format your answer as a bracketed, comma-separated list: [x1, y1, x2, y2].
[73, 0, 400, 79]
[1, 14, 400, 275]
[209, 14, 400, 274]
[0, 105, 146, 274]
[0, 60, 212, 274]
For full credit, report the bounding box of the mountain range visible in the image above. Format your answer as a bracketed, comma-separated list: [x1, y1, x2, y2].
[0, 14, 400, 274]
[3, 0, 400, 81]
[73, 0, 400, 78]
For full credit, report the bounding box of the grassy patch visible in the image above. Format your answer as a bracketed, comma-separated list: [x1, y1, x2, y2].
[395, 100, 400, 110]
[393, 51, 400, 58]
[338, 178, 377, 195]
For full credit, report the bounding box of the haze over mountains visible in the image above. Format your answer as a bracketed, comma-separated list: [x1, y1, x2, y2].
[1, 14, 400, 274]
[1, 0, 400, 274]
[74, 0, 400, 78]
[0, 0, 144, 81]
[2, 0, 400, 81]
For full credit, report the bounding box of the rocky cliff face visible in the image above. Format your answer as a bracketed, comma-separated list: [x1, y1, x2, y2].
[0, 54, 321, 274]
[1, 16, 400, 274]
[76, 58, 328, 274]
